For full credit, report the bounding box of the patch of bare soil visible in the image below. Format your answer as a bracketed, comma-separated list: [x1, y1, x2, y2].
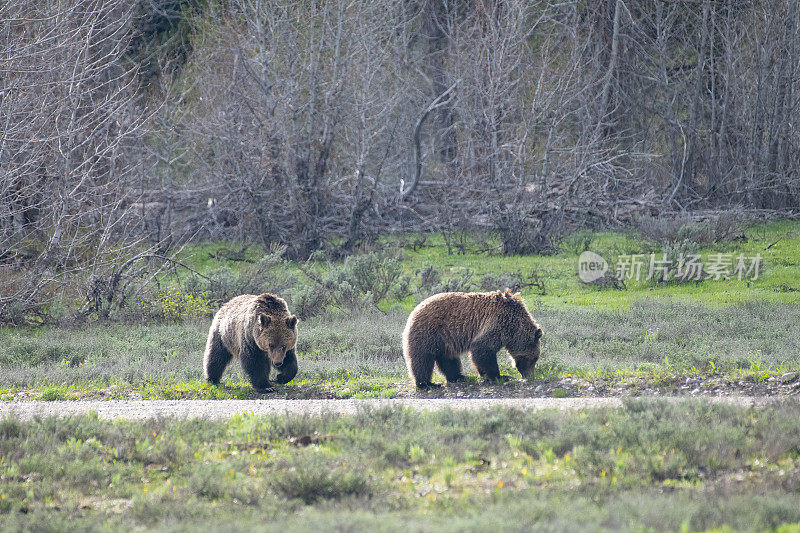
[407, 373, 800, 399]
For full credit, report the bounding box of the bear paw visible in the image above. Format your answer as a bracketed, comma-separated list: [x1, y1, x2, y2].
[254, 385, 275, 394]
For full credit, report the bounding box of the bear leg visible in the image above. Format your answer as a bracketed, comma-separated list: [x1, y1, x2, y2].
[470, 349, 502, 381]
[204, 331, 233, 385]
[435, 354, 466, 383]
[274, 349, 298, 385]
[240, 343, 274, 393]
[407, 349, 438, 388]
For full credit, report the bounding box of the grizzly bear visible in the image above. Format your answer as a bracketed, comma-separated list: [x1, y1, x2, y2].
[203, 293, 299, 393]
[403, 289, 543, 388]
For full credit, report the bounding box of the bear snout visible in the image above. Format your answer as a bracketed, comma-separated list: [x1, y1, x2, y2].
[512, 356, 537, 378]
[267, 350, 287, 365]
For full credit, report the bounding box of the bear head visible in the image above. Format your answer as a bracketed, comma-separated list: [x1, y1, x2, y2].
[500, 289, 543, 378]
[253, 312, 298, 368]
[508, 327, 542, 378]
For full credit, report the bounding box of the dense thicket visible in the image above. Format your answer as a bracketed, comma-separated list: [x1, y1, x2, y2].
[1, 0, 799, 318]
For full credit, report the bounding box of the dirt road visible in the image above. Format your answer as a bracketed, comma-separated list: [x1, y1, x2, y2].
[0, 396, 785, 420]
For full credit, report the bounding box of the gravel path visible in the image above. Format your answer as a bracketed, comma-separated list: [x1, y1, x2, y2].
[0, 396, 788, 420]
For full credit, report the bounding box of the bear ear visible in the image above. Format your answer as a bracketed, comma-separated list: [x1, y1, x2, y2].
[535, 328, 543, 339]
[513, 291, 522, 299]
[503, 288, 513, 298]
[286, 315, 298, 329]
[258, 315, 271, 329]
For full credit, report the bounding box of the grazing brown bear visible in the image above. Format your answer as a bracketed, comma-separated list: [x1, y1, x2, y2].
[203, 293, 298, 393]
[403, 289, 543, 388]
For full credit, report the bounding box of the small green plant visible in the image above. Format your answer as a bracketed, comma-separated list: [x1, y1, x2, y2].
[539, 447, 558, 464]
[39, 385, 69, 401]
[408, 444, 426, 463]
[140, 288, 212, 321]
[534, 358, 566, 381]
[441, 456, 457, 487]
[747, 356, 773, 382]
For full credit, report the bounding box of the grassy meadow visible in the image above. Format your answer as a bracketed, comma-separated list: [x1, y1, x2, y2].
[1, 299, 800, 400]
[1, 219, 799, 400]
[3, 402, 800, 531]
[1, 219, 800, 532]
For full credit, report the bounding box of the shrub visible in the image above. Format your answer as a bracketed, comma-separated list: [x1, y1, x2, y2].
[293, 251, 411, 317]
[0, 417, 22, 440]
[188, 463, 259, 504]
[414, 266, 441, 295]
[272, 454, 373, 504]
[659, 239, 702, 283]
[184, 248, 296, 305]
[495, 209, 563, 255]
[559, 230, 594, 255]
[584, 271, 626, 290]
[434, 268, 476, 294]
[289, 284, 329, 320]
[634, 212, 743, 247]
[330, 252, 410, 305]
[413, 266, 477, 299]
[478, 269, 546, 295]
[0, 340, 74, 366]
[634, 215, 690, 245]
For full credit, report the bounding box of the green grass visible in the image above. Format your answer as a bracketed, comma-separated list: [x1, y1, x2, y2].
[171, 219, 800, 313]
[172, 220, 800, 312]
[1, 219, 799, 399]
[2, 298, 799, 399]
[3, 401, 800, 531]
[393, 219, 800, 310]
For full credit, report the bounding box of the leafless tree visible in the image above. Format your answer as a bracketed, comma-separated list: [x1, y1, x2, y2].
[4, 0, 798, 323]
[0, 0, 153, 322]
[162, 0, 417, 257]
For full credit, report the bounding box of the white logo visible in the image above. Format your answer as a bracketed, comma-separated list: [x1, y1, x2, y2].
[578, 251, 608, 283]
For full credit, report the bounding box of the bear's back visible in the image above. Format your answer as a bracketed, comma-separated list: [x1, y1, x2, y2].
[413, 291, 498, 318]
[218, 293, 288, 319]
[407, 292, 502, 349]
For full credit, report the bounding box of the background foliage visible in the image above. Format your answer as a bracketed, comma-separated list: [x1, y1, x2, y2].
[2, 0, 799, 320]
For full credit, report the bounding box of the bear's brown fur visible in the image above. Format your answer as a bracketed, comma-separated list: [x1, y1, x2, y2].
[203, 293, 299, 393]
[403, 289, 543, 388]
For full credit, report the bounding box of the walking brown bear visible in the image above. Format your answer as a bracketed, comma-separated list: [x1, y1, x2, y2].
[203, 293, 299, 393]
[403, 289, 543, 388]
